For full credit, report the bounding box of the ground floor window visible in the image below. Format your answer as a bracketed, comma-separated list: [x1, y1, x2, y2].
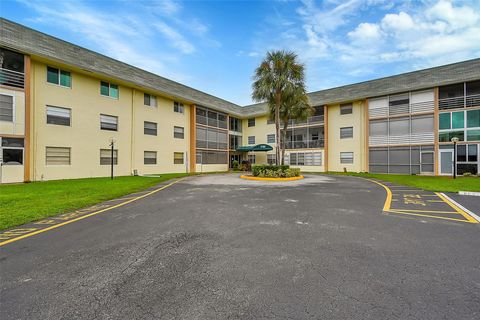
[100, 149, 118, 165]
[174, 152, 184, 164]
[285, 152, 322, 166]
[340, 152, 354, 164]
[144, 151, 157, 165]
[369, 145, 434, 174]
[267, 154, 276, 165]
[0, 137, 24, 165]
[46, 147, 71, 165]
[196, 151, 227, 164]
[248, 154, 256, 164]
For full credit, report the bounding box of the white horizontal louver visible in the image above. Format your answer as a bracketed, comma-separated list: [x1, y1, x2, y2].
[368, 97, 388, 118]
[369, 135, 388, 146]
[410, 133, 434, 144]
[100, 115, 117, 124]
[284, 154, 290, 165]
[410, 90, 434, 114]
[46, 106, 70, 117]
[389, 135, 410, 145]
[410, 101, 434, 113]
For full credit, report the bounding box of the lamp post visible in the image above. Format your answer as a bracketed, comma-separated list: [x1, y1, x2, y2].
[109, 138, 116, 180]
[451, 137, 459, 179]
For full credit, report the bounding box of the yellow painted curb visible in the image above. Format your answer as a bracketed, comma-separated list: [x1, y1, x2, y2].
[240, 175, 304, 182]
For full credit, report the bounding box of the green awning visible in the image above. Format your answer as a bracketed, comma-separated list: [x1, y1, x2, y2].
[236, 144, 273, 152]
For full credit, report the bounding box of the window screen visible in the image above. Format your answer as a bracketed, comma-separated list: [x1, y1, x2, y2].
[174, 126, 184, 139]
[411, 115, 433, 133]
[389, 117, 409, 135]
[144, 121, 157, 136]
[47, 106, 71, 126]
[369, 120, 388, 136]
[389, 93, 409, 115]
[100, 114, 118, 131]
[340, 127, 353, 139]
[100, 149, 118, 165]
[144, 151, 157, 164]
[45, 147, 71, 165]
[0, 94, 13, 122]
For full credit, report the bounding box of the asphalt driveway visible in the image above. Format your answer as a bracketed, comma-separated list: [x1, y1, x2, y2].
[1, 174, 479, 319]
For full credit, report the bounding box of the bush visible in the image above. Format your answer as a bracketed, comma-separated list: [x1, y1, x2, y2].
[232, 160, 239, 170]
[251, 164, 300, 178]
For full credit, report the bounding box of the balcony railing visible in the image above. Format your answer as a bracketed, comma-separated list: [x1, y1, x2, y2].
[288, 115, 324, 127]
[285, 139, 324, 149]
[439, 94, 480, 110]
[0, 68, 25, 89]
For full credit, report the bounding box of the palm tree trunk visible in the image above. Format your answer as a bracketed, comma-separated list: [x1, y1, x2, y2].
[275, 92, 281, 165]
[281, 120, 288, 165]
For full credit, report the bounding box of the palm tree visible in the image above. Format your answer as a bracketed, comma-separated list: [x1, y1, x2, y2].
[252, 50, 308, 165]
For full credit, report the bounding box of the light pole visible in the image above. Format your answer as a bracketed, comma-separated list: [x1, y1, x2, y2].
[109, 138, 116, 180]
[451, 137, 459, 179]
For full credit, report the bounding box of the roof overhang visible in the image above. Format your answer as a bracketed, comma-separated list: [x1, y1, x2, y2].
[236, 144, 273, 152]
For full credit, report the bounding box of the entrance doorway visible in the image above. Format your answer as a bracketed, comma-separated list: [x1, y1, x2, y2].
[439, 150, 453, 175]
[0, 137, 25, 183]
[230, 154, 241, 168]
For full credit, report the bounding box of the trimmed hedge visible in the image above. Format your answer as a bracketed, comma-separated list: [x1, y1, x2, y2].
[252, 165, 300, 178]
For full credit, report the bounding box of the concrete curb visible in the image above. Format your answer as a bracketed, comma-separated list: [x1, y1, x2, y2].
[440, 193, 480, 223]
[459, 191, 480, 197]
[240, 175, 304, 182]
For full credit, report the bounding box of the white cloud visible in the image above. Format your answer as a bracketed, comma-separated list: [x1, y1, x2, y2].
[154, 21, 195, 54]
[381, 12, 415, 32]
[348, 22, 382, 41]
[426, 0, 479, 30]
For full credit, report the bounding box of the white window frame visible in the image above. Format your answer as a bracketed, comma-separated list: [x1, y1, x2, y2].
[100, 114, 118, 131]
[174, 101, 184, 114]
[100, 81, 119, 99]
[340, 152, 354, 164]
[144, 93, 157, 107]
[45, 146, 71, 166]
[174, 126, 184, 139]
[46, 105, 72, 127]
[248, 136, 255, 145]
[46, 66, 72, 89]
[174, 152, 184, 164]
[0, 93, 15, 123]
[267, 134, 275, 144]
[340, 103, 353, 115]
[144, 151, 157, 165]
[340, 127, 353, 139]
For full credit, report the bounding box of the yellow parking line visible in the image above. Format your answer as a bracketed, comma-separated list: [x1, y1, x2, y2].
[364, 179, 392, 211]
[387, 210, 477, 223]
[0, 178, 186, 247]
[389, 209, 459, 214]
[435, 192, 478, 223]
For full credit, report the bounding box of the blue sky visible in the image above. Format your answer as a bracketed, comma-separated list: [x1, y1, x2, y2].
[2, 0, 480, 105]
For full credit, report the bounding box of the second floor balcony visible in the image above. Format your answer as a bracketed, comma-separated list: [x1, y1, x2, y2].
[285, 139, 324, 149]
[0, 67, 25, 89]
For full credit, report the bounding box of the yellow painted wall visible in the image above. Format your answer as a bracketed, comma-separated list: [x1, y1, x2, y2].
[195, 163, 228, 173]
[0, 87, 25, 136]
[132, 91, 191, 175]
[30, 60, 193, 181]
[327, 101, 367, 172]
[242, 115, 276, 164]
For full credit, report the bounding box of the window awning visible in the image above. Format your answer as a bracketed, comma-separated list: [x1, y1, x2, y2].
[236, 144, 273, 152]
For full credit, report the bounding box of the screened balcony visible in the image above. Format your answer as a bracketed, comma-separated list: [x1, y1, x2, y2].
[439, 81, 480, 110]
[0, 48, 25, 89]
[285, 126, 324, 149]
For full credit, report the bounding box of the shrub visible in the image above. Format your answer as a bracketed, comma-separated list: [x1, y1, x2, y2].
[232, 160, 239, 170]
[251, 164, 300, 178]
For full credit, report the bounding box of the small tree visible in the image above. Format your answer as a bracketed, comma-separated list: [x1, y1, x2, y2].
[252, 50, 309, 164]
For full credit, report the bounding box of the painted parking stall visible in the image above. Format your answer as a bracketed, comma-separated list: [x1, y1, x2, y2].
[0, 178, 186, 246]
[369, 179, 479, 223]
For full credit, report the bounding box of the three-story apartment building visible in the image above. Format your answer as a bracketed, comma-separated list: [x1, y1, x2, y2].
[1, 18, 479, 183]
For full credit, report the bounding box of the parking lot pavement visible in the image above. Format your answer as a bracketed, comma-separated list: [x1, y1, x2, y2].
[1, 174, 479, 320]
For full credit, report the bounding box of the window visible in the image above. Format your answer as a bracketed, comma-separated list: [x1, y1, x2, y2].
[467, 110, 480, 128]
[47, 66, 71, 87]
[46, 147, 71, 165]
[457, 145, 467, 162]
[389, 117, 409, 136]
[468, 144, 478, 162]
[267, 118, 275, 124]
[100, 114, 118, 131]
[229, 117, 242, 132]
[248, 154, 256, 164]
[174, 152, 184, 164]
[2, 148, 23, 165]
[230, 135, 241, 150]
[340, 127, 353, 139]
[340, 103, 353, 115]
[196, 150, 227, 164]
[248, 136, 255, 144]
[388, 93, 409, 115]
[248, 118, 255, 127]
[411, 115, 434, 133]
[267, 154, 276, 165]
[144, 93, 157, 107]
[369, 120, 388, 136]
[452, 111, 464, 129]
[144, 151, 157, 165]
[467, 130, 480, 141]
[144, 121, 157, 136]
[286, 152, 322, 166]
[439, 113, 451, 130]
[174, 126, 184, 139]
[174, 101, 184, 113]
[267, 134, 275, 143]
[100, 81, 119, 99]
[100, 149, 118, 165]
[340, 152, 354, 164]
[47, 106, 71, 126]
[0, 94, 13, 122]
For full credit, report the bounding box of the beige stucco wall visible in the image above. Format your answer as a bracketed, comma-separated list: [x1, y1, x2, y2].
[242, 115, 276, 164]
[132, 91, 191, 175]
[195, 163, 228, 173]
[30, 60, 194, 181]
[0, 87, 25, 136]
[327, 101, 367, 172]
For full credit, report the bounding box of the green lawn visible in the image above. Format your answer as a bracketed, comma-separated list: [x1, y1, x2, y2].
[325, 172, 480, 192]
[0, 173, 188, 230]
